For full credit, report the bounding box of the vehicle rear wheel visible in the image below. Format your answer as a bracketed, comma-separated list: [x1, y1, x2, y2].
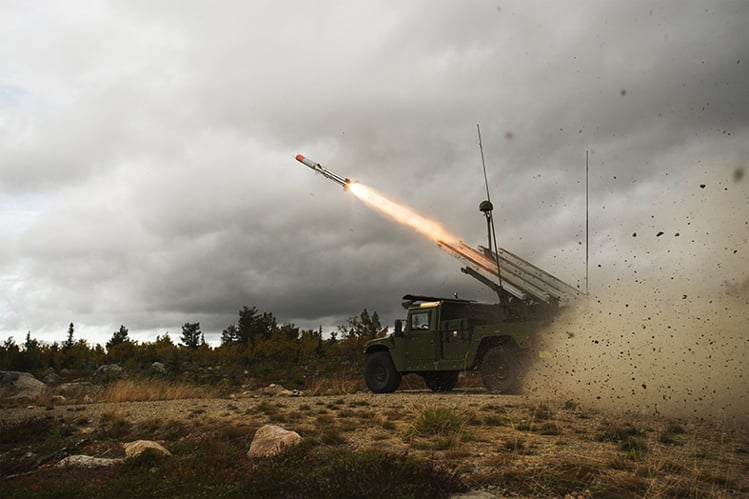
[481, 345, 523, 393]
[364, 351, 402, 393]
[422, 371, 459, 392]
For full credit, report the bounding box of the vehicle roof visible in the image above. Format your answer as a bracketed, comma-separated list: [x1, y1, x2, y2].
[401, 294, 474, 304]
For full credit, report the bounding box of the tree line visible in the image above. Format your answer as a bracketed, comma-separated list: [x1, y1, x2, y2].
[0, 306, 385, 388]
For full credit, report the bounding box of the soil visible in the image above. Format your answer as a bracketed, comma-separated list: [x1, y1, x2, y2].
[2, 387, 748, 497]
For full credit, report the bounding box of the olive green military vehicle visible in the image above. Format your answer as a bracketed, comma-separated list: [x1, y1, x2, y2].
[363, 243, 583, 393]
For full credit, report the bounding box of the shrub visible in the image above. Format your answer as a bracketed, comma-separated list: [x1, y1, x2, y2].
[97, 412, 131, 439]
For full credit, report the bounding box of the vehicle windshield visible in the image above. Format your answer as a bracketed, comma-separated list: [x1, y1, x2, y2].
[410, 311, 431, 330]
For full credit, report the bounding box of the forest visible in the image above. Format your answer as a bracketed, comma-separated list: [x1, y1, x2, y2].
[0, 306, 385, 391]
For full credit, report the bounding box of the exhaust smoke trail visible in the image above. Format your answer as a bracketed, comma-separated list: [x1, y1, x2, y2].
[348, 183, 461, 246]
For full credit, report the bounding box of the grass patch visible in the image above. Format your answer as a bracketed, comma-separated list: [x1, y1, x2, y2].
[405, 406, 472, 450]
[254, 401, 278, 415]
[97, 412, 131, 439]
[320, 429, 347, 445]
[0, 417, 56, 446]
[563, 399, 579, 410]
[501, 437, 526, 453]
[659, 423, 686, 445]
[529, 403, 553, 421]
[595, 424, 644, 443]
[538, 422, 563, 435]
[665, 423, 685, 434]
[100, 379, 216, 402]
[0, 416, 77, 476]
[469, 458, 602, 497]
[407, 406, 471, 437]
[619, 436, 649, 461]
[243, 445, 466, 498]
[484, 414, 509, 426]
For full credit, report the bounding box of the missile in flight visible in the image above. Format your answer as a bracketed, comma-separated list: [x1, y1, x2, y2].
[295, 154, 352, 189]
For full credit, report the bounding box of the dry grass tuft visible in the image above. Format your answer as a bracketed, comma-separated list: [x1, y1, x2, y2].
[100, 379, 217, 402]
[405, 405, 474, 450]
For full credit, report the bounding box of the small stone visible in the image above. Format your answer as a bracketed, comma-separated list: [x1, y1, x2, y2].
[50, 395, 66, 405]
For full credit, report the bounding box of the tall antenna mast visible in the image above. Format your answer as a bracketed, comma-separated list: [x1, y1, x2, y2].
[585, 149, 589, 295]
[478, 124, 491, 202]
[477, 124, 504, 300]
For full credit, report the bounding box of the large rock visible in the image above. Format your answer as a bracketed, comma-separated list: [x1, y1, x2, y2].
[123, 440, 172, 459]
[94, 363, 124, 378]
[247, 424, 302, 458]
[43, 367, 62, 385]
[56, 382, 101, 403]
[0, 371, 46, 401]
[150, 362, 167, 375]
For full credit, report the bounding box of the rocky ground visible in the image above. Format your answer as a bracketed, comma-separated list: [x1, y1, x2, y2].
[2, 386, 748, 498]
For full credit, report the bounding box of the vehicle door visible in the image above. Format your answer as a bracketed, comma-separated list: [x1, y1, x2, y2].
[402, 309, 437, 369]
[440, 317, 473, 364]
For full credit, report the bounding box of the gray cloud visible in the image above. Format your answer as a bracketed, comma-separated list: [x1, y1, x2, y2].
[0, 0, 746, 346]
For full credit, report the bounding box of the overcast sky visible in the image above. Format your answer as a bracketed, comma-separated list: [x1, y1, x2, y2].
[1, 1, 747, 347]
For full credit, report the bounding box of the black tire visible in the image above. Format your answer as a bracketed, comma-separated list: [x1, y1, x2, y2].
[364, 351, 402, 393]
[481, 345, 523, 393]
[422, 371, 460, 392]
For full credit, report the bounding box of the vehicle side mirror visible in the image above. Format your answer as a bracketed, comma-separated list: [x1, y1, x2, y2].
[394, 319, 403, 336]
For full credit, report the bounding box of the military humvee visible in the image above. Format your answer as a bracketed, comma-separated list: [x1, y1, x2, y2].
[363, 244, 584, 393]
[363, 294, 559, 393]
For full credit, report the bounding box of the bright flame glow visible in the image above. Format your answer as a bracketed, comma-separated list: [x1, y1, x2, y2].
[348, 183, 460, 245]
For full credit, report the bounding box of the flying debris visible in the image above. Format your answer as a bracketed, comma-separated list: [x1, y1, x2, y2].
[295, 154, 352, 190]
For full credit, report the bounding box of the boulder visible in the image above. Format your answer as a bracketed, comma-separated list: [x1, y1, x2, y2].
[56, 382, 101, 402]
[0, 371, 47, 401]
[94, 363, 124, 378]
[247, 424, 302, 458]
[56, 455, 124, 468]
[123, 440, 172, 459]
[57, 381, 97, 396]
[43, 367, 62, 385]
[151, 362, 167, 375]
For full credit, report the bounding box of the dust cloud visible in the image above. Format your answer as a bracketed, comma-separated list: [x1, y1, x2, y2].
[525, 162, 748, 426]
[525, 284, 748, 425]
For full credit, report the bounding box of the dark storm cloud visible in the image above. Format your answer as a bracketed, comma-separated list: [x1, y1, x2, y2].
[0, 1, 746, 345]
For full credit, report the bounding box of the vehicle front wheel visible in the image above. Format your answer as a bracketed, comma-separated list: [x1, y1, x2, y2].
[364, 351, 402, 393]
[481, 345, 523, 393]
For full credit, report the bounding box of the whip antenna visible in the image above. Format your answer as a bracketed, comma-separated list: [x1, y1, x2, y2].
[476, 124, 504, 300]
[585, 150, 590, 295]
[478, 124, 491, 202]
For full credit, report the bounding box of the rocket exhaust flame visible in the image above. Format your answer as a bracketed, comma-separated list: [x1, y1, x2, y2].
[294, 153, 487, 268]
[295, 154, 457, 243]
[347, 183, 460, 246]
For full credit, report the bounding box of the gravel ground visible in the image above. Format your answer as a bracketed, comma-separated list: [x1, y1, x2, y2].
[2, 388, 748, 497]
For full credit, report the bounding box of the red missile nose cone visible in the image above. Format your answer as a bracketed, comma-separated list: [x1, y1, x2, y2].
[295, 154, 305, 162]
